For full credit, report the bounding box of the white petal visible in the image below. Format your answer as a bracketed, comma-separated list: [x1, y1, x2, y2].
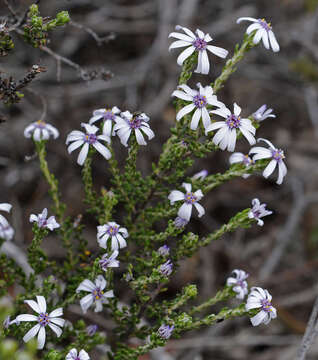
[178, 84, 197, 96]
[190, 108, 202, 130]
[79, 349, 90, 360]
[116, 234, 127, 248]
[23, 324, 40, 343]
[206, 45, 228, 58]
[212, 127, 228, 146]
[236, 17, 258, 24]
[103, 120, 113, 138]
[95, 275, 107, 290]
[194, 202, 205, 217]
[240, 127, 256, 145]
[277, 161, 287, 185]
[178, 203, 192, 221]
[117, 128, 131, 147]
[268, 30, 280, 52]
[246, 23, 262, 34]
[135, 129, 147, 145]
[16, 314, 38, 322]
[140, 126, 155, 140]
[77, 142, 89, 166]
[50, 317, 65, 327]
[37, 326, 46, 349]
[206, 121, 226, 133]
[229, 152, 244, 164]
[77, 279, 95, 293]
[172, 90, 193, 101]
[182, 183, 192, 192]
[263, 159, 277, 178]
[0, 203, 12, 213]
[24, 299, 40, 313]
[250, 310, 267, 326]
[66, 349, 78, 360]
[199, 50, 210, 75]
[211, 107, 231, 118]
[94, 300, 103, 312]
[262, 31, 270, 49]
[89, 114, 102, 124]
[201, 107, 211, 130]
[169, 40, 190, 50]
[168, 32, 194, 42]
[177, 46, 195, 66]
[48, 323, 62, 337]
[227, 129, 237, 152]
[168, 190, 185, 203]
[176, 104, 196, 121]
[80, 294, 94, 313]
[93, 142, 111, 160]
[253, 29, 264, 44]
[233, 103, 241, 116]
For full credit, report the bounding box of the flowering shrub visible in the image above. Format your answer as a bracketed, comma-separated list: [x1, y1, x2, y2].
[0, 7, 286, 360]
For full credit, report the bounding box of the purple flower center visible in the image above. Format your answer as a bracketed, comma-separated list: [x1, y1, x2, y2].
[103, 110, 115, 121]
[107, 225, 119, 236]
[261, 299, 272, 312]
[243, 155, 253, 166]
[193, 37, 207, 51]
[184, 192, 197, 204]
[271, 149, 284, 162]
[258, 19, 271, 31]
[226, 114, 241, 129]
[35, 120, 46, 129]
[237, 280, 246, 288]
[92, 287, 104, 300]
[38, 312, 50, 327]
[128, 116, 142, 129]
[193, 94, 207, 108]
[38, 216, 47, 228]
[85, 133, 97, 144]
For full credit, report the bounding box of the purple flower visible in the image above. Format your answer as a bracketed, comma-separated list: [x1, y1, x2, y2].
[158, 245, 170, 256]
[253, 105, 276, 122]
[158, 324, 174, 339]
[29, 208, 60, 231]
[248, 198, 273, 226]
[86, 324, 98, 336]
[226, 269, 249, 299]
[99, 250, 120, 270]
[159, 260, 173, 277]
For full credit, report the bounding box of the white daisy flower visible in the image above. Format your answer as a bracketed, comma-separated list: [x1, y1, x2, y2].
[15, 296, 65, 349]
[246, 287, 277, 326]
[229, 152, 254, 178]
[168, 183, 205, 221]
[97, 222, 129, 250]
[253, 104, 276, 122]
[66, 123, 111, 166]
[24, 120, 59, 141]
[99, 250, 120, 271]
[206, 103, 256, 152]
[76, 275, 114, 314]
[192, 169, 208, 180]
[237, 17, 280, 52]
[248, 198, 273, 226]
[29, 208, 60, 231]
[226, 269, 249, 300]
[249, 138, 287, 185]
[169, 25, 228, 74]
[66, 348, 90, 360]
[89, 106, 121, 138]
[172, 83, 224, 130]
[114, 111, 154, 147]
[0, 203, 14, 241]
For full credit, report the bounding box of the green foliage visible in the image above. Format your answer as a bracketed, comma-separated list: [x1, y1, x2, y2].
[23, 4, 70, 47]
[1, 23, 273, 359]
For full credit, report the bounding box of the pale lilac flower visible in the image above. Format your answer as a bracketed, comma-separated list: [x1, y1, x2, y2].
[168, 183, 205, 221]
[86, 324, 98, 336]
[66, 123, 111, 166]
[158, 245, 170, 256]
[3, 316, 19, 329]
[66, 348, 90, 360]
[172, 83, 224, 130]
[206, 103, 256, 152]
[24, 120, 59, 141]
[89, 106, 121, 138]
[15, 296, 65, 349]
[29, 208, 60, 231]
[169, 25, 228, 74]
[192, 169, 208, 180]
[253, 104, 276, 122]
[249, 138, 287, 184]
[158, 324, 174, 339]
[246, 287, 277, 326]
[97, 222, 128, 251]
[226, 269, 249, 299]
[114, 111, 154, 147]
[0, 203, 14, 241]
[229, 152, 254, 178]
[248, 198, 273, 226]
[99, 250, 120, 270]
[174, 216, 189, 228]
[159, 260, 173, 276]
[76, 275, 114, 314]
[237, 17, 280, 52]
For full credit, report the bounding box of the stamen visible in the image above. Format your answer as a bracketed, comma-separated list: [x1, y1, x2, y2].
[193, 94, 207, 109]
[226, 114, 241, 129]
[193, 37, 207, 51]
[184, 192, 197, 204]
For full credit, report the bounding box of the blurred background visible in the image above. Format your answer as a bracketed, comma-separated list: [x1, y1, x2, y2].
[1, 0, 318, 359]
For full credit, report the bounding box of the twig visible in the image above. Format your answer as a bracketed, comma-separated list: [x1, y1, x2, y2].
[296, 296, 318, 360]
[69, 20, 115, 46]
[4, 0, 18, 20]
[25, 88, 48, 122]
